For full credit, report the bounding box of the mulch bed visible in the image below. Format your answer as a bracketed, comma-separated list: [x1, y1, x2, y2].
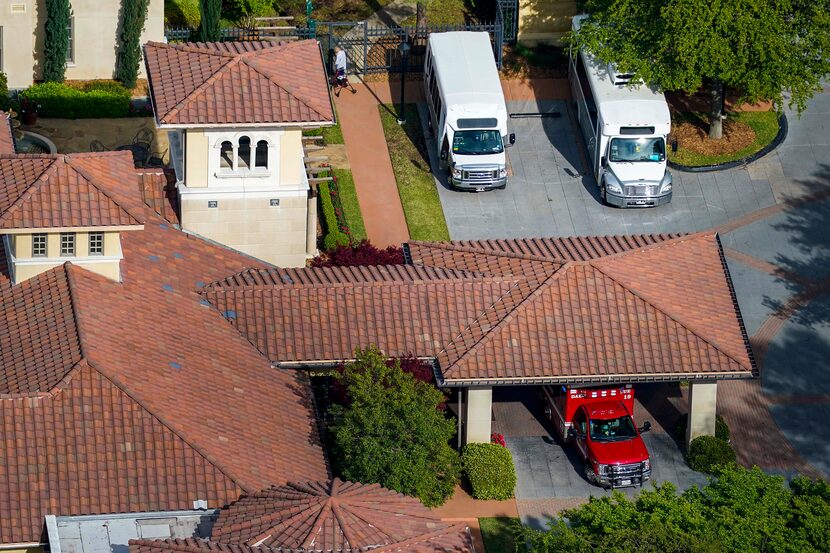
[669, 117, 756, 156]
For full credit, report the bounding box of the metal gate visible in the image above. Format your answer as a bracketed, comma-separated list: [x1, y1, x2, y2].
[316, 21, 368, 75]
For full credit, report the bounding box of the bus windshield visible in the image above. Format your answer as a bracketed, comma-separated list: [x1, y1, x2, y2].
[609, 137, 665, 162]
[452, 130, 504, 155]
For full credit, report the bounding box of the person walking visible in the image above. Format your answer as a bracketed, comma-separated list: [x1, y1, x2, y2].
[333, 46, 357, 96]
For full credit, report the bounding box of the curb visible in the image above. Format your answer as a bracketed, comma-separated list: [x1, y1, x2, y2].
[668, 112, 788, 173]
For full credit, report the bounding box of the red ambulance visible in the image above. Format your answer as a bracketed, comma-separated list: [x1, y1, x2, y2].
[542, 384, 652, 488]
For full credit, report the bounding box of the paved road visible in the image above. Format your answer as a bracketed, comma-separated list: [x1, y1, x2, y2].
[421, 101, 777, 239]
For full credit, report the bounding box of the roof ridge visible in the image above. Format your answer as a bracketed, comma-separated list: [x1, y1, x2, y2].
[83, 355, 252, 493]
[589, 231, 703, 263]
[409, 239, 566, 264]
[715, 234, 758, 375]
[241, 49, 328, 120]
[590, 261, 751, 370]
[163, 55, 239, 123]
[0, 156, 58, 227]
[65, 155, 144, 225]
[437, 267, 567, 377]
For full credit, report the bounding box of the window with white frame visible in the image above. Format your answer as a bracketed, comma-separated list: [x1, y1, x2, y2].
[89, 232, 104, 255]
[216, 135, 270, 173]
[66, 17, 74, 63]
[60, 233, 75, 256]
[32, 233, 47, 257]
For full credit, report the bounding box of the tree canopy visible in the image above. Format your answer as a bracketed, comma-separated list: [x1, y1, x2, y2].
[43, 0, 72, 82]
[198, 0, 222, 42]
[116, 0, 150, 90]
[572, 0, 830, 135]
[521, 466, 830, 553]
[327, 347, 459, 507]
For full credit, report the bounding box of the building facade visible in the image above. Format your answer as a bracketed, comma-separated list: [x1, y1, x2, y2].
[0, 0, 165, 89]
[144, 40, 334, 268]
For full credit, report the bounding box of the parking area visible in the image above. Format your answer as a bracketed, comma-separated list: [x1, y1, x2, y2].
[419, 100, 778, 239]
[489, 386, 709, 527]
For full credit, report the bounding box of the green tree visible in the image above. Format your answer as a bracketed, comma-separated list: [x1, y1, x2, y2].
[43, 0, 72, 82]
[116, 0, 150, 90]
[521, 466, 830, 553]
[572, 0, 830, 138]
[328, 347, 460, 507]
[198, 0, 222, 42]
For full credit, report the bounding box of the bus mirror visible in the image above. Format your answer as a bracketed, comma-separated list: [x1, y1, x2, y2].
[509, 133, 516, 146]
[440, 150, 447, 161]
[600, 156, 607, 168]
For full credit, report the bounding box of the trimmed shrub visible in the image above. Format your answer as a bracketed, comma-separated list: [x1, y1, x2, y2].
[43, 0, 72, 82]
[674, 414, 730, 443]
[688, 436, 736, 474]
[312, 240, 405, 267]
[199, 0, 222, 42]
[21, 82, 131, 119]
[165, 0, 201, 27]
[116, 0, 150, 90]
[0, 73, 9, 111]
[224, 0, 276, 20]
[319, 181, 350, 250]
[462, 442, 517, 500]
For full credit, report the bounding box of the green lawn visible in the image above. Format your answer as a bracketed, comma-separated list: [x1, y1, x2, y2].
[479, 517, 520, 553]
[669, 110, 780, 167]
[332, 168, 367, 242]
[303, 123, 344, 145]
[379, 104, 450, 242]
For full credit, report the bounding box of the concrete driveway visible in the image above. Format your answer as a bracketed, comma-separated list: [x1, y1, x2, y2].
[419, 100, 777, 238]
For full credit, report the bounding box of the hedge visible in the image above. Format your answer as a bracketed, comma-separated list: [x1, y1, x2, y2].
[319, 181, 350, 251]
[21, 82, 131, 119]
[462, 443, 517, 500]
[0, 73, 9, 111]
[688, 436, 736, 474]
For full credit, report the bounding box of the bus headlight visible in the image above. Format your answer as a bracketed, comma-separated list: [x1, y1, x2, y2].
[642, 459, 650, 471]
[604, 173, 623, 194]
[597, 463, 609, 475]
[499, 167, 507, 178]
[452, 166, 462, 179]
[660, 172, 673, 193]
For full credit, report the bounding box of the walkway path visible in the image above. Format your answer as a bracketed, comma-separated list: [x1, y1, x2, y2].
[334, 77, 569, 246]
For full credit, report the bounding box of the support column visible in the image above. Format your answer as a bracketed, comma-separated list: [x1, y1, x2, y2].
[306, 193, 318, 256]
[686, 380, 718, 450]
[464, 386, 493, 445]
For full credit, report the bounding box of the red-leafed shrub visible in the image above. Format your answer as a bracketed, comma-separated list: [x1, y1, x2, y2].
[312, 240, 405, 267]
[491, 433, 506, 447]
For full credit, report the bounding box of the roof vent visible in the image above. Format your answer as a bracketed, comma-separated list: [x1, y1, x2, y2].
[170, 361, 182, 370]
[173, 253, 183, 259]
[193, 499, 208, 510]
[281, 274, 294, 284]
[148, 255, 159, 262]
[10, 3, 27, 14]
[607, 63, 636, 86]
[162, 284, 174, 292]
[222, 310, 237, 320]
[199, 299, 211, 307]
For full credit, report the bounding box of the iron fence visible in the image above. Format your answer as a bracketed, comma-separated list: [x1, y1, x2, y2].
[164, 0, 515, 72]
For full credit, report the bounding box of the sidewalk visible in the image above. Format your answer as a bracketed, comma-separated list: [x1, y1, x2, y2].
[333, 77, 569, 247]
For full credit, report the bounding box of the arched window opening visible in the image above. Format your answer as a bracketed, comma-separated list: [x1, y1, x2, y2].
[219, 141, 233, 169]
[238, 136, 252, 169]
[255, 140, 269, 169]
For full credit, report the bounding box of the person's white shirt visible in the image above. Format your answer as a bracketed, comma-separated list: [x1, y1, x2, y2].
[335, 49, 347, 72]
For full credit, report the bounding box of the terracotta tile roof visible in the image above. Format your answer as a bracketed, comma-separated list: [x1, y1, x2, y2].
[0, 112, 14, 154]
[201, 270, 523, 365]
[204, 233, 755, 384]
[0, 152, 145, 230]
[137, 168, 179, 225]
[0, 265, 81, 396]
[0, 212, 329, 543]
[126, 480, 473, 553]
[144, 40, 334, 126]
[209, 479, 473, 552]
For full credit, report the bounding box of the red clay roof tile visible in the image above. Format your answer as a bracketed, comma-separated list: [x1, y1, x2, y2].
[144, 41, 334, 126]
[0, 152, 145, 230]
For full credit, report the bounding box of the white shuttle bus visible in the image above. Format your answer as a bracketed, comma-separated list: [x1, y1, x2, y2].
[424, 32, 515, 191]
[570, 15, 673, 207]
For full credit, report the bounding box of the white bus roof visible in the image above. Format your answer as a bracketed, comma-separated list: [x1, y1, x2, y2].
[428, 32, 505, 112]
[572, 15, 670, 131]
